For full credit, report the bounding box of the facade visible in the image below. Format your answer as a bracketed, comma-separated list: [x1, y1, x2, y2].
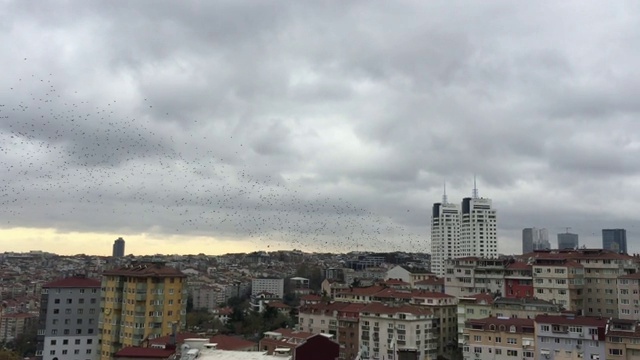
[112, 237, 125, 258]
[98, 262, 187, 360]
[298, 302, 349, 338]
[337, 303, 366, 360]
[532, 258, 584, 311]
[0, 312, 37, 343]
[504, 262, 533, 298]
[603, 229, 627, 254]
[289, 277, 311, 295]
[534, 314, 607, 360]
[35, 275, 101, 360]
[558, 233, 579, 250]
[251, 278, 284, 298]
[605, 318, 640, 360]
[431, 200, 461, 277]
[359, 302, 438, 360]
[293, 334, 340, 360]
[459, 195, 497, 259]
[616, 273, 640, 320]
[523, 228, 551, 254]
[191, 285, 225, 310]
[456, 294, 494, 349]
[445, 257, 506, 297]
[463, 317, 535, 360]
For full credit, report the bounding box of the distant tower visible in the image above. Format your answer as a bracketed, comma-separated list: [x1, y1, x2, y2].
[112, 237, 125, 258]
[523, 228, 551, 254]
[602, 229, 627, 254]
[557, 232, 579, 249]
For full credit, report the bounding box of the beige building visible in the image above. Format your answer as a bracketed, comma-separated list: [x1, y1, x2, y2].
[359, 302, 437, 360]
[297, 302, 350, 339]
[463, 317, 535, 360]
[532, 257, 584, 311]
[457, 294, 494, 348]
[606, 318, 640, 360]
[445, 257, 507, 297]
[617, 273, 640, 320]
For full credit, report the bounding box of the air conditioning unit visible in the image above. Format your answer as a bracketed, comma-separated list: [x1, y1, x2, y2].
[476, 353, 481, 358]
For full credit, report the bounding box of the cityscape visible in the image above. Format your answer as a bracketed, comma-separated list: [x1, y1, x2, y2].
[3, 1, 640, 360]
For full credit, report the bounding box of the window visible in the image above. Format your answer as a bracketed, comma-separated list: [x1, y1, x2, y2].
[507, 338, 517, 344]
[474, 335, 482, 342]
[507, 350, 518, 357]
[54, 299, 60, 304]
[50, 340, 57, 345]
[609, 349, 623, 356]
[75, 339, 81, 345]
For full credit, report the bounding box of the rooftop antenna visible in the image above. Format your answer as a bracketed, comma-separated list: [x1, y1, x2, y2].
[472, 174, 479, 199]
[442, 181, 448, 204]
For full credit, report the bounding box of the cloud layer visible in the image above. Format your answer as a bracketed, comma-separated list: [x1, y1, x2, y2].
[2, 1, 640, 255]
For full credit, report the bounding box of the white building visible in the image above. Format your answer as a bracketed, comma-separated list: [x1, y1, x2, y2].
[430, 188, 460, 277]
[359, 302, 438, 360]
[251, 278, 284, 298]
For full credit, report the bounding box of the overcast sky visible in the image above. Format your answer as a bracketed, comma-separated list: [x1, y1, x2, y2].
[2, 1, 640, 256]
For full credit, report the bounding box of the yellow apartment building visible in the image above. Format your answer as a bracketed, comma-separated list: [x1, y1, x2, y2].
[98, 262, 187, 360]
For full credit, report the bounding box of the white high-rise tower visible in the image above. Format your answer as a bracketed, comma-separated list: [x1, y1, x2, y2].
[430, 179, 498, 276]
[430, 184, 460, 276]
[459, 179, 497, 258]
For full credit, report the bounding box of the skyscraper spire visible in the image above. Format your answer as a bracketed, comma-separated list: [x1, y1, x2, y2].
[442, 181, 448, 204]
[472, 174, 479, 199]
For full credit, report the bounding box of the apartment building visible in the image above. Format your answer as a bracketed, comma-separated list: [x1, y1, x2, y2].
[35, 275, 101, 360]
[191, 285, 225, 310]
[534, 314, 607, 360]
[385, 265, 438, 288]
[457, 294, 494, 349]
[617, 273, 640, 320]
[0, 312, 37, 343]
[605, 318, 640, 360]
[251, 278, 284, 298]
[410, 291, 458, 359]
[337, 303, 366, 360]
[445, 257, 506, 297]
[463, 317, 535, 360]
[504, 262, 533, 298]
[98, 262, 187, 360]
[359, 302, 438, 360]
[298, 302, 350, 338]
[532, 258, 584, 312]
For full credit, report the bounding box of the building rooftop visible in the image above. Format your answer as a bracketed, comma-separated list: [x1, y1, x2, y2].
[43, 275, 101, 288]
[534, 314, 608, 327]
[115, 346, 176, 358]
[104, 263, 186, 278]
[209, 335, 256, 351]
[466, 316, 535, 332]
[360, 302, 433, 316]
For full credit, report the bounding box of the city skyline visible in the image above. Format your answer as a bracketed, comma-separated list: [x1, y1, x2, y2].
[2, 2, 640, 256]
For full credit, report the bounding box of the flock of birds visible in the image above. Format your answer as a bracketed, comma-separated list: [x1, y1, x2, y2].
[0, 64, 427, 253]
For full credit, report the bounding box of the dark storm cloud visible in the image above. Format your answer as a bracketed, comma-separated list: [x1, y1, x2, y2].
[2, 0, 640, 254]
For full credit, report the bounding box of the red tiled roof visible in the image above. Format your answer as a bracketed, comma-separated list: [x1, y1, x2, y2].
[465, 293, 495, 305]
[618, 273, 640, 279]
[336, 285, 386, 296]
[301, 294, 322, 301]
[409, 290, 455, 299]
[506, 262, 531, 270]
[115, 346, 175, 358]
[147, 332, 202, 346]
[209, 334, 256, 350]
[43, 276, 101, 288]
[267, 301, 291, 309]
[467, 316, 534, 331]
[535, 315, 608, 327]
[360, 302, 433, 316]
[414, 278, 444, 285]
[384, 279, 410, 285]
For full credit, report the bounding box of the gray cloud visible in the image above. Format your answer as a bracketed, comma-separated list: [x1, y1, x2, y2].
[2, 1, 640, 255]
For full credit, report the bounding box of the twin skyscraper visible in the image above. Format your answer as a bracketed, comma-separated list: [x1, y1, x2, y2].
[430, 182, 497, 276]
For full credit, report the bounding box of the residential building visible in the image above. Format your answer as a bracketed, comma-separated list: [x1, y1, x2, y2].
[259, 328, 318, 355]
[359, 302, 438, 360]
[0, 312, 37, 343]
[603, 229, 627, 254]
[458, 189, 498, 259]
[462, 317, 535, 360]
[289, 277, 311, 295]
[385, 265, 437, 288]
[337, 303, 366, 360]
[456, 294, 494, 349]
[298, 302, 350, 338]
[616, 273, 640, 320]
[98, 262, 187, 360]
[112, 237, 125, 258]
[605, 318, 640, 360]
[444, 257, 506, 297]
[534, 314, 607, 360]
[35, 275, 101, 360]
[251, 278, 284, 299]
[558, 233, 579, 250]
[504, 261, 533, 298]
[523, 228, 551, 254]
[191, 285, 225, 311]
[531, 257, 584, 311]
